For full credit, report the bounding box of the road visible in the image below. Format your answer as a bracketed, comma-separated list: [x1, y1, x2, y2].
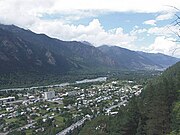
[107, 100, 127, 111]
[17, 122, 36, 131]
[0, 133, 8, 135]
[0, 122, 36, 135]
[56, 117, 87, 135]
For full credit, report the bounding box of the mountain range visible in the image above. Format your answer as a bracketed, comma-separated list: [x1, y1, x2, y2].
[0, 24, 179, 75]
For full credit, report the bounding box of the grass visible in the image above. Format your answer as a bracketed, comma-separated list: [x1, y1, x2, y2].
[54, 115, 64, 127]
[0, 109, 7, 114]
[25, 129, 33, 135]
[5, 118, 17, 123]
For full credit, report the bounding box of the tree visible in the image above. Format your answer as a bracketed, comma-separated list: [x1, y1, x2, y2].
[167, 6, 180, 56]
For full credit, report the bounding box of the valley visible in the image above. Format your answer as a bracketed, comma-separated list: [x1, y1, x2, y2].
[0, 23, 179, 135]
[0, 77, 143, 135]
[0, 1, 180, 135]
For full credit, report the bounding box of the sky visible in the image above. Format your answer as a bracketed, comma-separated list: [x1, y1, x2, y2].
[0, 0, 180, 57]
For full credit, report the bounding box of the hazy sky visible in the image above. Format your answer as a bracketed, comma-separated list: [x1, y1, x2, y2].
[0, 0, 180, 57]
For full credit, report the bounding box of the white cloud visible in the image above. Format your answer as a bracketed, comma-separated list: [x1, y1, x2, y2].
[156, 12, 174, 21]
[50, 0, 180, 13]
[148, 25, 179, 37]
[143, 10, 176, 27]
[148, 26, 170, 36]
[143, 20, 156, 26]
[30, 19, 136, 49]
[0, 0, 179, 26]
[0, 0, 179, 57]
[130, 28, 147, 35]
[142, 36, 180, 57]
[0, 0, 54, 27]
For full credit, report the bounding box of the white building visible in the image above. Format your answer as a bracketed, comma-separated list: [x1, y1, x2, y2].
[0, 97, 15, 104]
[44, 91, 55, 100]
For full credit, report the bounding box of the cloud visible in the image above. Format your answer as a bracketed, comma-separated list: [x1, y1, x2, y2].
[142, 36, 180, 57]
[0, 0, 54, 27]
[147, 25, 179, 37]
[156, 12, 174, 21]
[143, 20, 156, 26]
[38, 0, 180, 13]
[143, 11, 176, 26]
[30, 19, 136, 49]
[0, 0, 179, 26]
[130, 28, 147, 35]
[148, 26, 170, 36]
[0, 0, 179, 57]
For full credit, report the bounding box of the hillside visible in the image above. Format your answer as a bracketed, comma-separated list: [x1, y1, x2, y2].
[0, 24, 179, 88]
[98, 45, 179, 70]
[0, 24, 115, 74]
[137, 51, 180, 69]
[0, 28, 73, 74]
[1, 24, 179, 73]
[79, 62, 180, 135]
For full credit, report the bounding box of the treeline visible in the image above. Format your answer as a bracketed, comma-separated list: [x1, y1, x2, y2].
[138, 62, 180, 135]
[0, 69, 160, 89]
[0, 71, 102, 89]
[79, 62, 180, 135]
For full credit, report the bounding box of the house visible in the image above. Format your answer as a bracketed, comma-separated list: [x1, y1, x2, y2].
[44, 91, 55, 100]
[67, 91, 78, 96]
[0, 97, 15, 104]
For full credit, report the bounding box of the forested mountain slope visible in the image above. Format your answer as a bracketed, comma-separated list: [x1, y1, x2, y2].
[0, 24, 179, 89]
[137, 51, 180, 69]
[80, 62, 180, 135]
[98, 45, 179, 70]
[0, 24, 115, 74]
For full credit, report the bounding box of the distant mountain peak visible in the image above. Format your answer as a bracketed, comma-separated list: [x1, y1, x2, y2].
[98, 45, 179, 70]
[80, 41, 94, 46]
[0, 24, 179, 75]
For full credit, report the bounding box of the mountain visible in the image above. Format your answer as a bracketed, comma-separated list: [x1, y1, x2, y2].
[80, 41, 94, 46]
[0, 24, 179, 74]
[0, 28, 73, 74]
[0, 24, 179, 88]
[137, 51, 180, 69]
[98, 45, 179, 70]
[0, 24, 114, 74]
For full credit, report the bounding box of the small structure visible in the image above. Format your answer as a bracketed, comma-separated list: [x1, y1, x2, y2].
[44, 91, 55, 100]
[0, 97, 15, 105]
[67, 91, 78, 96]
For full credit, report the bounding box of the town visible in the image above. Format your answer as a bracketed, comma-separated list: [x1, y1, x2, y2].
[0, 78, 142, 135]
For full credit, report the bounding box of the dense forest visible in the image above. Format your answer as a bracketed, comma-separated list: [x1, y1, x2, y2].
[79, 62, 180, 135]
[0, 70, 160, 89]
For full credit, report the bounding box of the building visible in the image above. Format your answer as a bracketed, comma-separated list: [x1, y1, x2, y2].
[0, 97, 15, 105]
[44, 91, 55, 100]
[67, 91, 78, 96]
